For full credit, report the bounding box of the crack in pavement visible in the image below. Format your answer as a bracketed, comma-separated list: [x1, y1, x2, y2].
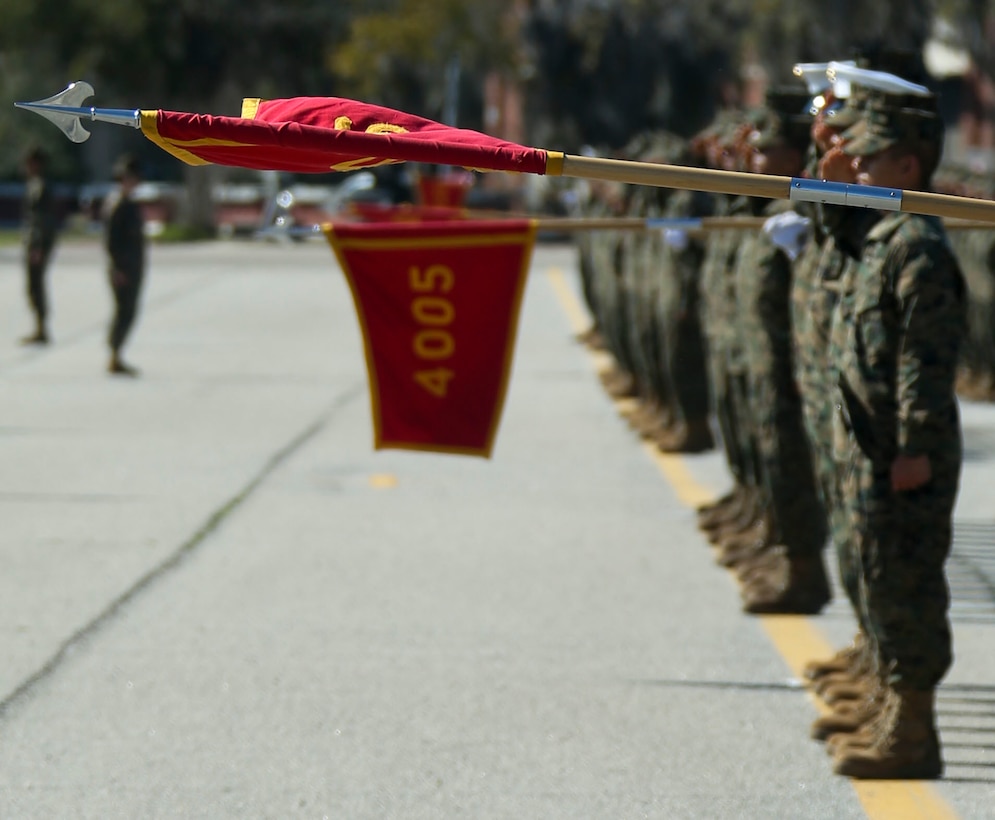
[0, 381, 365, 719]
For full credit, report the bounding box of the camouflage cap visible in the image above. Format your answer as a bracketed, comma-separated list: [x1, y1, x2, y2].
[713, 106, 768, 147]
[828, 85, 938, 131]
[765, 86, 814, 118]
[749, 112, 811, 151]
[823, 83, 870, 128]
[842, 103, 944, 157]
[748, 86, 812, 151]
[697, 108, 741, 137]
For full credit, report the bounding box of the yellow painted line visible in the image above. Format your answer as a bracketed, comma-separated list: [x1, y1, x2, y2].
[546, 267, 591, 334]
[369, 473, 398, 489]
[640, 441, 716, 508]
[545, 265, 961, 820]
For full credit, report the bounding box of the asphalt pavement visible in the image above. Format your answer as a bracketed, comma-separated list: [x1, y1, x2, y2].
[0, 238, 992, 819]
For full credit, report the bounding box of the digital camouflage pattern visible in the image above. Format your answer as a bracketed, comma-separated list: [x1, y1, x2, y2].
[830, 211, 966, 688]
[790, 229, 865, 615]
[735, 198, 824, 558]
[700, 195, 754, 486]
[659, 186, 714, 430]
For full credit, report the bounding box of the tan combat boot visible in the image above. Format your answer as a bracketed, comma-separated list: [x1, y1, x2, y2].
[603, 368, 637, 398]
[813, 641, 875, 696]
[833, 689, 942, 779]
[658, 417, 714, 454]
[698, 495, 739, 530]
[576, 326, 605, 350]
[697, 488, 737, 518]
[717, 531, 771, 571]
[825, 690, 894, 756]
[722, 526, 781, 572]
[639, 405, 677, 441]
[708, 495, 761, 544]
[819, 670, 880, 706]
[699, 488, 748, 531]
[811, 679, 886, 741]
[701, 484, 754, 528]
[626, 400, 661, 432]
[740, 553, 831, 615]
[803, 633, 867, 682]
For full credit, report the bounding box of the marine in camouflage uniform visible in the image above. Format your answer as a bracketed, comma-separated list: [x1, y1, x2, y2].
[697, 117, 769, 540]
[20, 147, 59, 345]
[823, 103, 965, 780]
[655, 180, 715, 452]
[798, 85, 947, 699]
[790, 93, 867, 636]
[617, 134, 690, 442]
[726, 93, 830, 614]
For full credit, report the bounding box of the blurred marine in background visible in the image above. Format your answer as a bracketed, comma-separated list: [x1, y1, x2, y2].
[19, 147, 59, 346]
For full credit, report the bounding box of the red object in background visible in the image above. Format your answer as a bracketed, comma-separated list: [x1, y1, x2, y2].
[347, 202, 467, 223]
[325, 219, 536, 457]
[416, 172, 474, 208]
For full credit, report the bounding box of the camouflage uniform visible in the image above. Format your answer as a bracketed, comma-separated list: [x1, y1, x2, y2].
[829, 209, 965, 689]
[700, 194, 754, 489]
[658, 186, 714, 442]
[576, 187, 623, 357]
[736, 198, 825, 564]
[940, 185, 995, 399]
[620, 133, 693, 438]
[791, 230, 861, 611]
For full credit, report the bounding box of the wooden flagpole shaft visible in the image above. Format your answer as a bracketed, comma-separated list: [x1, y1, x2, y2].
[536, 216, 988, 232]
[558, 155, 790, 200]
[534, 216, 767, 232]
[901, 191, 995, 224]
[556, 154, 995, 225]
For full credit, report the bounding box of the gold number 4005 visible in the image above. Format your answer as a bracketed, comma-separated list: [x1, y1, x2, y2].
[410, 265, 456, 397]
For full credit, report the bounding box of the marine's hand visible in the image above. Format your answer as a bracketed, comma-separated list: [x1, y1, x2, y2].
[763, 211, 811, 260]
[891, 454, 932, 492]
[111, 269, 127, 288]
[663, 229, 689, 251]
[818, 144, 858, 184]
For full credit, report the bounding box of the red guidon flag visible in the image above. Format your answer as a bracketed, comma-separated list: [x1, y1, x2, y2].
[326, 220, 535, 457]
[138, 97, 561, 176]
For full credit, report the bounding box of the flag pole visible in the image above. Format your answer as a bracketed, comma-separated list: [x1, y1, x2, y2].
[554, 154, 995, 224]
[16, 84, 995, 225]
[258, 213, 995, 241]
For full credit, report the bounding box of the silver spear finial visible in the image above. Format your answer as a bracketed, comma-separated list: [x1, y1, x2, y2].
[14, 82, 141, 143]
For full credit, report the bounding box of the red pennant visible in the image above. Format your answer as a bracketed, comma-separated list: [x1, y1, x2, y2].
[140, 97, 554, 175]
[326, 220, 535, 457]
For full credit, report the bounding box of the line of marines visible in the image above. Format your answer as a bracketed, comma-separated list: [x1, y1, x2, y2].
[576, 52, 970, 780]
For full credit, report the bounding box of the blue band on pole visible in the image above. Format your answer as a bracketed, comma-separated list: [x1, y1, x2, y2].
[789, 178, 902, 211]
[644, 218, 704, 230]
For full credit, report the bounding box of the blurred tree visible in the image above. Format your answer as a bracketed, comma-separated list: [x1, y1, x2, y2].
[1, 0, 353, 227]
[0, 0, 958, 219]
[520, 0, 938, 152]
[331, 0, 516, 126]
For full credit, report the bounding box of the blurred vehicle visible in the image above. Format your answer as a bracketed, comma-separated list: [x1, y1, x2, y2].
[256, 168, 417, 240]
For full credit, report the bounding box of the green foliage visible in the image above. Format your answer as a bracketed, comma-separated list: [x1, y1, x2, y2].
[0, 0, 969, 193]
[332, 0, 514, 117]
